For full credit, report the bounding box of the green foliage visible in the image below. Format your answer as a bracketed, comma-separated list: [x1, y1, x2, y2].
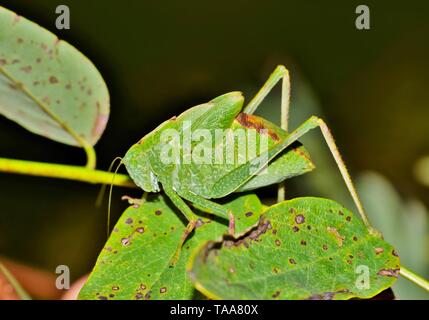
[188, 198, 399, 299]
[1, 5, 426, 301]
[79, 193, 264, 300]
[0, 6, 109, 147]
[357, 172, 429, 299]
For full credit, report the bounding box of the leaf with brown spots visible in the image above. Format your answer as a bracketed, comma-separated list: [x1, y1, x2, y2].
[188, 197, 400, 300]
[0, 7, 109, 146]
[78, 193, 264, 300]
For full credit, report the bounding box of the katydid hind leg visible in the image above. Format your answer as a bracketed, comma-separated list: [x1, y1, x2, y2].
[274, 116, 374, 232]
[178, 190, 235, 235]
[243, 65, 291, 202]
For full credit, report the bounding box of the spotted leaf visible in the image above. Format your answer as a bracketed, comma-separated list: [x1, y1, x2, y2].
[0, 6, 109, 146]
[188, 197, 400, 300]
[78, 193, 263, 300]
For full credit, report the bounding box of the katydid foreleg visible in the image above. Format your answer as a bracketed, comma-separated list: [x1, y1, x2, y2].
[162, 183, 199, 266]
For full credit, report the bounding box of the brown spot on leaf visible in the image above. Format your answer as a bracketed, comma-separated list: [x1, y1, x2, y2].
[20, 66, 32, 73]
[125, 217, 133, 225]
[292, 226, 299, 233]
[49, 76, 59, 84]
[375, 248, 384, 255]
[155, 210, 162, 216]
[327, 226, 345, 247]
[377, 269, 400, 278]
[300, 240, 307, 246]
[322, 244, 328, 251]
[307, 289, 349, 300]
[346, 216, 352, 222]
[289, 258, 297, 264]
[272, 291, 281, 298]
[144, 291, 152, 300]
[245, 211, 253, 217]
[136, 227, 144, 234]
[160, 287, 167, 294]
[392, 250, 398, 257]
[275, 239, 281, 246]
[295, 214, 305, 224]
[121, 237, 130, 246]
[112, 286, 119, 291]
[98, 295, 108, 300]
[17, 38, 23, 44]
[135, 293, 143, 300]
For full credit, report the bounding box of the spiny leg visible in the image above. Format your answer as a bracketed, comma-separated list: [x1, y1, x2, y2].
[163, 184, 199, 266]
[265, 116, 375, 233]
[178, 189, 235, 235]
[243, 65, 291, 202]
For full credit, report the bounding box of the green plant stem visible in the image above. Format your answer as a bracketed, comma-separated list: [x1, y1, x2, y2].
[0, 157, 136, 187]
[0, 262, 31, 300]
[400, 266, 429, 292]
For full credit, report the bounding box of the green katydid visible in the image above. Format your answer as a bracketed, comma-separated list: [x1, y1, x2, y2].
[121, 65, 374, 265]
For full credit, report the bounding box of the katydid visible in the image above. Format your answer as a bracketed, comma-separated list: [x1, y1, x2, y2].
[121, 65, 373, 264]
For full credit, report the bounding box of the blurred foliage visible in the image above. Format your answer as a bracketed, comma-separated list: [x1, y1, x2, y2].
[0, 0, 428, 299]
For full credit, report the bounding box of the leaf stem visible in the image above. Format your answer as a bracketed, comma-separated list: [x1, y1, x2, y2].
[400, 265, 429, 292]
[0, 157, 136, 187]
[0, 262, 31, 300]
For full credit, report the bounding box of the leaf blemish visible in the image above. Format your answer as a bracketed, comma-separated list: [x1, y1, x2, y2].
[136, 227, 144, 234]
[375, 248, 384, 255]
[295, 214, 305, 224]
[377, 269, 400, 278]
[121, 237, 130, 246]
[327, 226, 345, 247]
[49, 76, 59, 84]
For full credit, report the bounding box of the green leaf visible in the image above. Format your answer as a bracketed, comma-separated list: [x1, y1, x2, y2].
[0, 6, 109, 147]
[79, 193, 263, 300]
[188, 197, 400, 300]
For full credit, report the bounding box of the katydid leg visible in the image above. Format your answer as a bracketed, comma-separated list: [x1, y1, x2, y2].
[178, 189, 235, 235]
[243, 65, 291, 202]
[265, 116, 374, 232]
[162, 184, 199, 266]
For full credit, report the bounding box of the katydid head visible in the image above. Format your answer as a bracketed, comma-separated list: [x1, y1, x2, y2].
[123, 144, 160, 193]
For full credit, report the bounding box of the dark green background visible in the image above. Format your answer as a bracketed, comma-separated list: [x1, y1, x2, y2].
[1, 1, 428, 280]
